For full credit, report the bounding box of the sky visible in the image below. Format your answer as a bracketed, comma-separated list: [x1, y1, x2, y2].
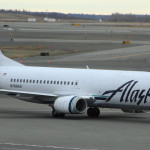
[1, 0, 150, 15]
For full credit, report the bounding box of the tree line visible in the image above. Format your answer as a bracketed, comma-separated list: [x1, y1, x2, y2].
[0, 9, 150, 22]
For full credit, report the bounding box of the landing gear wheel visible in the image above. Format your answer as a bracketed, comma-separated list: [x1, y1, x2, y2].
[87, 107, 100, 117]
[52, 109, 65, 118]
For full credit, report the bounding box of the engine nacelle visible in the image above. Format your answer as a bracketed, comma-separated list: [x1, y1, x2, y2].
[54, 96, 87, 114]
[121, 108, 149, 113]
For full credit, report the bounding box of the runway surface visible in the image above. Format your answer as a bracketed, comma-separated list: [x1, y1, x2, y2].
[1, 95, 150, 150]
[0, 22, 150, 150]
[19, 45, 150, 71]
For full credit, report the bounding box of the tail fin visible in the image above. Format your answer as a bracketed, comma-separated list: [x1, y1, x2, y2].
[0, 50, 24, 66]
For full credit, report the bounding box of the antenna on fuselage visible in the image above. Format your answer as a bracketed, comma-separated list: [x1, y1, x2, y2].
[86, 65, 89, 69]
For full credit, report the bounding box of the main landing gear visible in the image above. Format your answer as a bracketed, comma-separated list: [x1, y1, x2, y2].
[87, 107, 100, 117]
[51, 108, 100, 118]
[52, 109, 65, 118]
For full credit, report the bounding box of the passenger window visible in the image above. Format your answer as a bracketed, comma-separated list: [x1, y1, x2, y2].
[30, 80, 32, 83]
[57, 81, 59, 84]
[14, 79, 16, 82]
[20, 79, 22, 82]
[51, 81, 53, 84]
[68, 82, 69, 85]
[61, 81, 63, 85]
[54, 81, 56, 84]
[33, 80, 35, 83]
[64, 81, 66, 85]
[26, 79, 28, 83]
[23, 79, 25, 83]
[75, 82, 78, 85]
[40, 80, 42, 84]
[17, 79, 19, 82]
[71, 82, 74, 85]
[11, 79, 13, 82]
[36, 80, 39, 83]
[47, 81, 49, 84]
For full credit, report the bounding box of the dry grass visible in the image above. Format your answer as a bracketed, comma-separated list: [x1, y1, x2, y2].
[0, 46, 80, 58]
[0, 13, 43, 22]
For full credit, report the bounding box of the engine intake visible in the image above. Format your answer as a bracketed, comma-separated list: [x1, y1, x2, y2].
[54, 96, 87, 114]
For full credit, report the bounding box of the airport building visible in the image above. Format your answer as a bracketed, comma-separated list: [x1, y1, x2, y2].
[28, 18, 36, 22]
[44, 18, 56, 22]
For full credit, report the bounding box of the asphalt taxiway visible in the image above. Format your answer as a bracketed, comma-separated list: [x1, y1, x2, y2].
[1, 95, 150, 150]
[1, 22, 150, 150]
[19, 45, 150, 71]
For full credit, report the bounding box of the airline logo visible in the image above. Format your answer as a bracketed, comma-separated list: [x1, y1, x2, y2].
[102, 80, 150, 105]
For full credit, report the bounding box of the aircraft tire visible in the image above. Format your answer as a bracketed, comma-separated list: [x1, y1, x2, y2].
[87, 107, 100, 117]
[52, 109, 65, 118]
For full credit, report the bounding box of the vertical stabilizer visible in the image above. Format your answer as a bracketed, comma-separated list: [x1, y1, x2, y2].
[0, 50, 24, 66]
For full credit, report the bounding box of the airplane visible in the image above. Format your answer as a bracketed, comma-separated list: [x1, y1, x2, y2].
[0, 50, 150, 117]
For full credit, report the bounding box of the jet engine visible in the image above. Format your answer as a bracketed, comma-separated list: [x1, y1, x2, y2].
[54, 96, 87, 114]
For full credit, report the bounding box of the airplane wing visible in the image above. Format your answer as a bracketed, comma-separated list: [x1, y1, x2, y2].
[0, 89, 58, 104]
[0, 89, 95, 104]
[0, 89, 57, 97]
[0, 89, 96, 99]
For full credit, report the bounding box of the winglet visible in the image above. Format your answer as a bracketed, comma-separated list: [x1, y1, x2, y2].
[0, 50, 24, 66]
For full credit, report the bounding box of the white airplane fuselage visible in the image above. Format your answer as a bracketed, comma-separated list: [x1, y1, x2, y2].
[0, 50, 150, 117]
[1, 66, 150, 110]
